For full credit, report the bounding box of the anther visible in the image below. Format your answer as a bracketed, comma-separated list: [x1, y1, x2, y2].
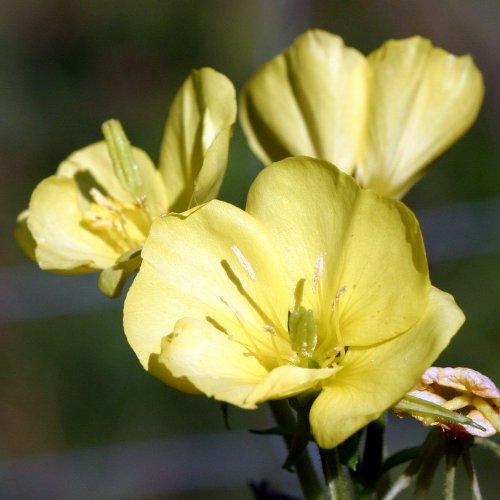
[331, 285, 349, 311]
[231, 246, 256, 280]
[312, 252, 326, 293]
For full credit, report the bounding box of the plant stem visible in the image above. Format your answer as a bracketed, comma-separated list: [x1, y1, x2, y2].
[320, 447, 352, 500]
[269, 400, 325, 500]
[382, 428, 445, 500]
[444, 438, 461, 500]
[462, 443, 482, 500]
[414, 429, 445, 499]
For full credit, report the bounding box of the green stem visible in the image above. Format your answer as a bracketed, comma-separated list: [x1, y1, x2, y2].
[462, 443, 482, 500]
[382, 428, 445, 500]
[319, 447, 352, 500]
[414, 430, 446, 499]
[444, 438, 462, 500]
[269, 400, 324, 500]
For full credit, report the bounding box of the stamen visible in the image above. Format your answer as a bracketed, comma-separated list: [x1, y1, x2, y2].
[312, 252, 326, 293]
[263, 325, 293, 365]
[220, 296, 246, 325]
[220, 296, 264, 359]
[231, 246, 256, 280]
[262, 325, 276, 334]
[90, 187, 122, 212]
[331, 285, 349, 311]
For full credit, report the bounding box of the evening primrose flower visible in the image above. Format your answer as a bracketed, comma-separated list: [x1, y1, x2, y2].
[240, 30, 484, 198]
[16, 68, 237, 296]
[400, 366, 500, 437]
[124, 156, 464, 448]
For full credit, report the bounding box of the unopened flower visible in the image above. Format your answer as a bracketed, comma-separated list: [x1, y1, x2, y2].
[124, 156, 464, 448]
[240, 30, 484, 199]
[16, 68, 237, 296]
[399, 366, 500, 437]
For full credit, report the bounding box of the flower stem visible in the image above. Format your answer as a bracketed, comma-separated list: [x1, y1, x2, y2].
[269, 400, 324, 500]
[414, 429, 445, 499]
[462, 443, 482, 500]
[444, 438, 461, 500]
[382, 428, 445, 500]
[319, 447, 352, 500]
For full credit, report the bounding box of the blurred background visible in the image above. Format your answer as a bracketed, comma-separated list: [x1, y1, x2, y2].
[1, 1, 499, 498]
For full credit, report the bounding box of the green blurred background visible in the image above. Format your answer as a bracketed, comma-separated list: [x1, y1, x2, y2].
[1, 1, 498, 498]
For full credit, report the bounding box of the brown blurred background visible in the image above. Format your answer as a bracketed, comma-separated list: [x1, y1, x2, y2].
[1, 1, 499, 498]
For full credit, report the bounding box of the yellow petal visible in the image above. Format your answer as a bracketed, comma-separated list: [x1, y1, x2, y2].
[247, 157, 430, 346]
[358, 36, 484, 198]
[240, 29, 368, 174]
[124, 200, 290, 371]
[97, 248, 142, 298]
[158, 68, 237, 212]
[28, 176, 118, 271]
[310, 287, 464, 448]
[157, 318, 267, 408]
[15, 209, 37, 262]
[246, 364, 339, 406]
[156, 317, 338, 408]
[57, 141, 168, 217]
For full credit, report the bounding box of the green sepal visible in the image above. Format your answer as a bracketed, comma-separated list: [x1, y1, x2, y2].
[98, 247, 142, 298]
[339, 429, 363, 471]
[394, 394, 487, 431]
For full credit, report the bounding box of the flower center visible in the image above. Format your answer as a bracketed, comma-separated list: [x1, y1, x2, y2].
[217, 247, 350, 372]
[82, 187, 151, 253]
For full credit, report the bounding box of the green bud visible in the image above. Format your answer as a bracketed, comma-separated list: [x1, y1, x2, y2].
[102, 119, 142, 197]
[393, 394, 486, 432]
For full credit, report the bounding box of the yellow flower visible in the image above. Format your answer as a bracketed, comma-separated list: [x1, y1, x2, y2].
[16, 68, 237, 296]
[240, 30, 484, 199]
[124, 156, 464, 448]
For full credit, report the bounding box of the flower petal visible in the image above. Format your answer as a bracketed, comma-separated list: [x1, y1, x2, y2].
[240, 29, 368, 174]
[15, 209, 37, 262]
[28, 176, 118, 271]
[157, 318, 268, 408]
[158, 68, 237, 212]
[124, 200, 290, 370]
[310, 287, 464, 448]
[57, 141, 168, 217]
[156, 317, 338, 408]
[97, 248, 142, 298]
[246, 364, 340, 406]
[358, 36, 484, 198]
[247, 157, 430, 346]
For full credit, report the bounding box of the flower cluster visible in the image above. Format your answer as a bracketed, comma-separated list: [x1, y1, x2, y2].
[17, 29, 495, 486]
